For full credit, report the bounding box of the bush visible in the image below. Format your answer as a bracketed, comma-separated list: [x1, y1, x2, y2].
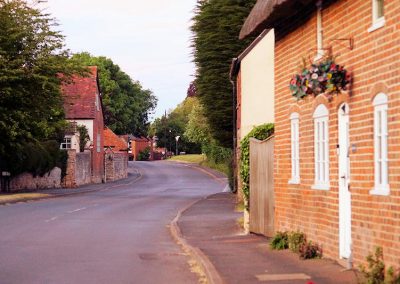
[240, 124, 274, 208]
[360, 247, 400, 284]
[137, 147, 151, 161]
[288, 231, 306, 253]
[77, 125, 90, 152]
[299, 241, 323, 259]
[270, 231, 289, 250]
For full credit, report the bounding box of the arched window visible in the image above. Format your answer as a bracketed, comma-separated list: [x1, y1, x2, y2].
[371, 93, 389, 195]
[312, 104, 329, 190]
[289, 112, 300, 184]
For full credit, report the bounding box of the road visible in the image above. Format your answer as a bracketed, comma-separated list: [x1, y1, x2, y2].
[0, 161, 225, 284]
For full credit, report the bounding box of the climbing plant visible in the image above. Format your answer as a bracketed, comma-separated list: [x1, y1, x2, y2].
[239, 123, 274, 208]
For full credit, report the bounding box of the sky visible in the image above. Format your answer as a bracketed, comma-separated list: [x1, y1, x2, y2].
[41, 0, 197, 120]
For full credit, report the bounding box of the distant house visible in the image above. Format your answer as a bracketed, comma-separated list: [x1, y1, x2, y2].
[104, 127, 128, 152]
[240, 0, 400, 268]
[131, 136, 152, 161]
[61, 66, 104, 183]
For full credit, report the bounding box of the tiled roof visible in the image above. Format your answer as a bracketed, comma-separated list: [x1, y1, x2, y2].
[104, 127, 128, 151]
[62, 66, 100, 119]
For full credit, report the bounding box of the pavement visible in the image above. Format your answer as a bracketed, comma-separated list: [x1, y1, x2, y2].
[176, 192, 360, 284]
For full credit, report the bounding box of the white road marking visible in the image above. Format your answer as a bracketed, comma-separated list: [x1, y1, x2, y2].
[68, 207, 87, 213]
[45, 216, 58, 223]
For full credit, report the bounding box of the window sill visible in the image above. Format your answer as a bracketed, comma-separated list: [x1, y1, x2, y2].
[288, 178, 300, 185]
[370, 186, 390, 196]
[368, 18, 385, 33]
[311, 184, 330, 190]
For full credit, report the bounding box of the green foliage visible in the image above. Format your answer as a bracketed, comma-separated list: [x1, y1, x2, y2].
[360, 247, 400, 284]
[77, 125, 90, 152]
[151, 97, 201, 154]
[137, 146, 151, 161]
[0, 0, 85, 175]
[240, 124, 274, 206]
[72, 52, 157, 136]
[270, 231, 289, 250]
[299, 241, 323, 259]
[288, 231, 306, 253]
[191, 0, 257, 147]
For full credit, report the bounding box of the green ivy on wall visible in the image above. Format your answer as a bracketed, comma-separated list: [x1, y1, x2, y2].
[240, 123, 274, 209]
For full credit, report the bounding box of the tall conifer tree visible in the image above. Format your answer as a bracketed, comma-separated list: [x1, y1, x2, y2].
[191, 0, 256, 147]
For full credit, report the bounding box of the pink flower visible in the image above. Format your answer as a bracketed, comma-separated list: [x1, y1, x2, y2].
[311, 73, 318, 80]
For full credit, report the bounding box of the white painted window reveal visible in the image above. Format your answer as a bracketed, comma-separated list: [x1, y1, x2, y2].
[289, 112, 300, 184]
[368, 0, 385, 32]
[312, 104, 329, 190]
[371, 93, 389, 196]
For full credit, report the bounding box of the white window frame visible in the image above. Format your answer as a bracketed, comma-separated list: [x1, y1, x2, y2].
[370, 93, 390, 196]
[289, 112, 300, 184]
[368, 0, 385, 32]
[312, 104, 330, 190]
[60, 137, 72, 149]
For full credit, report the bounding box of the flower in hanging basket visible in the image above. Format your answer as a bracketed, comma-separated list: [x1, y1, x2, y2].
[289, 57, 350, 99]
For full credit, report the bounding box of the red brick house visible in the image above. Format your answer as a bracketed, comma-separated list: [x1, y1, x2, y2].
[131, 136, 152, 161]
[104, 127, 128, 152]
[62, 66, 105, 183]
[240, 0, 400, 267]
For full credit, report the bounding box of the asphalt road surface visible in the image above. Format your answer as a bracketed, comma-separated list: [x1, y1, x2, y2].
[0, 161, 225, 284]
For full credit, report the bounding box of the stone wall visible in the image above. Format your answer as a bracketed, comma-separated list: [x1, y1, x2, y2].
[62, 149, 91, 188]
[75, 152, 91, 186]
[6, 167, 62, 192]
[105, 152, 128, 182]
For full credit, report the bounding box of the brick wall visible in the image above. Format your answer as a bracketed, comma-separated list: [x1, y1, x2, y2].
[274, 0, 400, 267]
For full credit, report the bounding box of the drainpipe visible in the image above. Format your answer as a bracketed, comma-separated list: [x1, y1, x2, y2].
[230, 58, 240, 193]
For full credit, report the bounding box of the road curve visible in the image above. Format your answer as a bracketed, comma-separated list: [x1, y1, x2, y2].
[0, 161, 225, 284]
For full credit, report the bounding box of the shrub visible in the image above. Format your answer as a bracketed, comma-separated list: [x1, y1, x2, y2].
[299, 241, 323, 259]
[77, 125, 90, 152]
[359, 247, 400, 284]
[288, 231, 306, 253]
[270, 231, 289, 250]
[137, 147, 151, 161]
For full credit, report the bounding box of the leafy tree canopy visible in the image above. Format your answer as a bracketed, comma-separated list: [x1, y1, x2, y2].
[191, 0, 257, 147]
[150, 97, 201, 154]
[72, 52, 157, 136]
[0, 0, 86, 174]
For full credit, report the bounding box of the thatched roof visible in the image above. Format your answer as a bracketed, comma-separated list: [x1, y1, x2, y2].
[239, 0, 314, 39]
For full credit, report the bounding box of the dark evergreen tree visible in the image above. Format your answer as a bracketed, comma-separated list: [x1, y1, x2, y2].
[191, 0, 256, 147]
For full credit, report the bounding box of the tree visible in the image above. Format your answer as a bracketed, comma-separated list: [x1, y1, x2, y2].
[150, 97, 201, 154]
[0, 0, 85, 174]
[191, 0, 256, 147]
[72, 52, 157, 136]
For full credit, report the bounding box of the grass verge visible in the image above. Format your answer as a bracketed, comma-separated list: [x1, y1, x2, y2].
[0, 193, 50, 204]
[168, 154, 230, 177]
